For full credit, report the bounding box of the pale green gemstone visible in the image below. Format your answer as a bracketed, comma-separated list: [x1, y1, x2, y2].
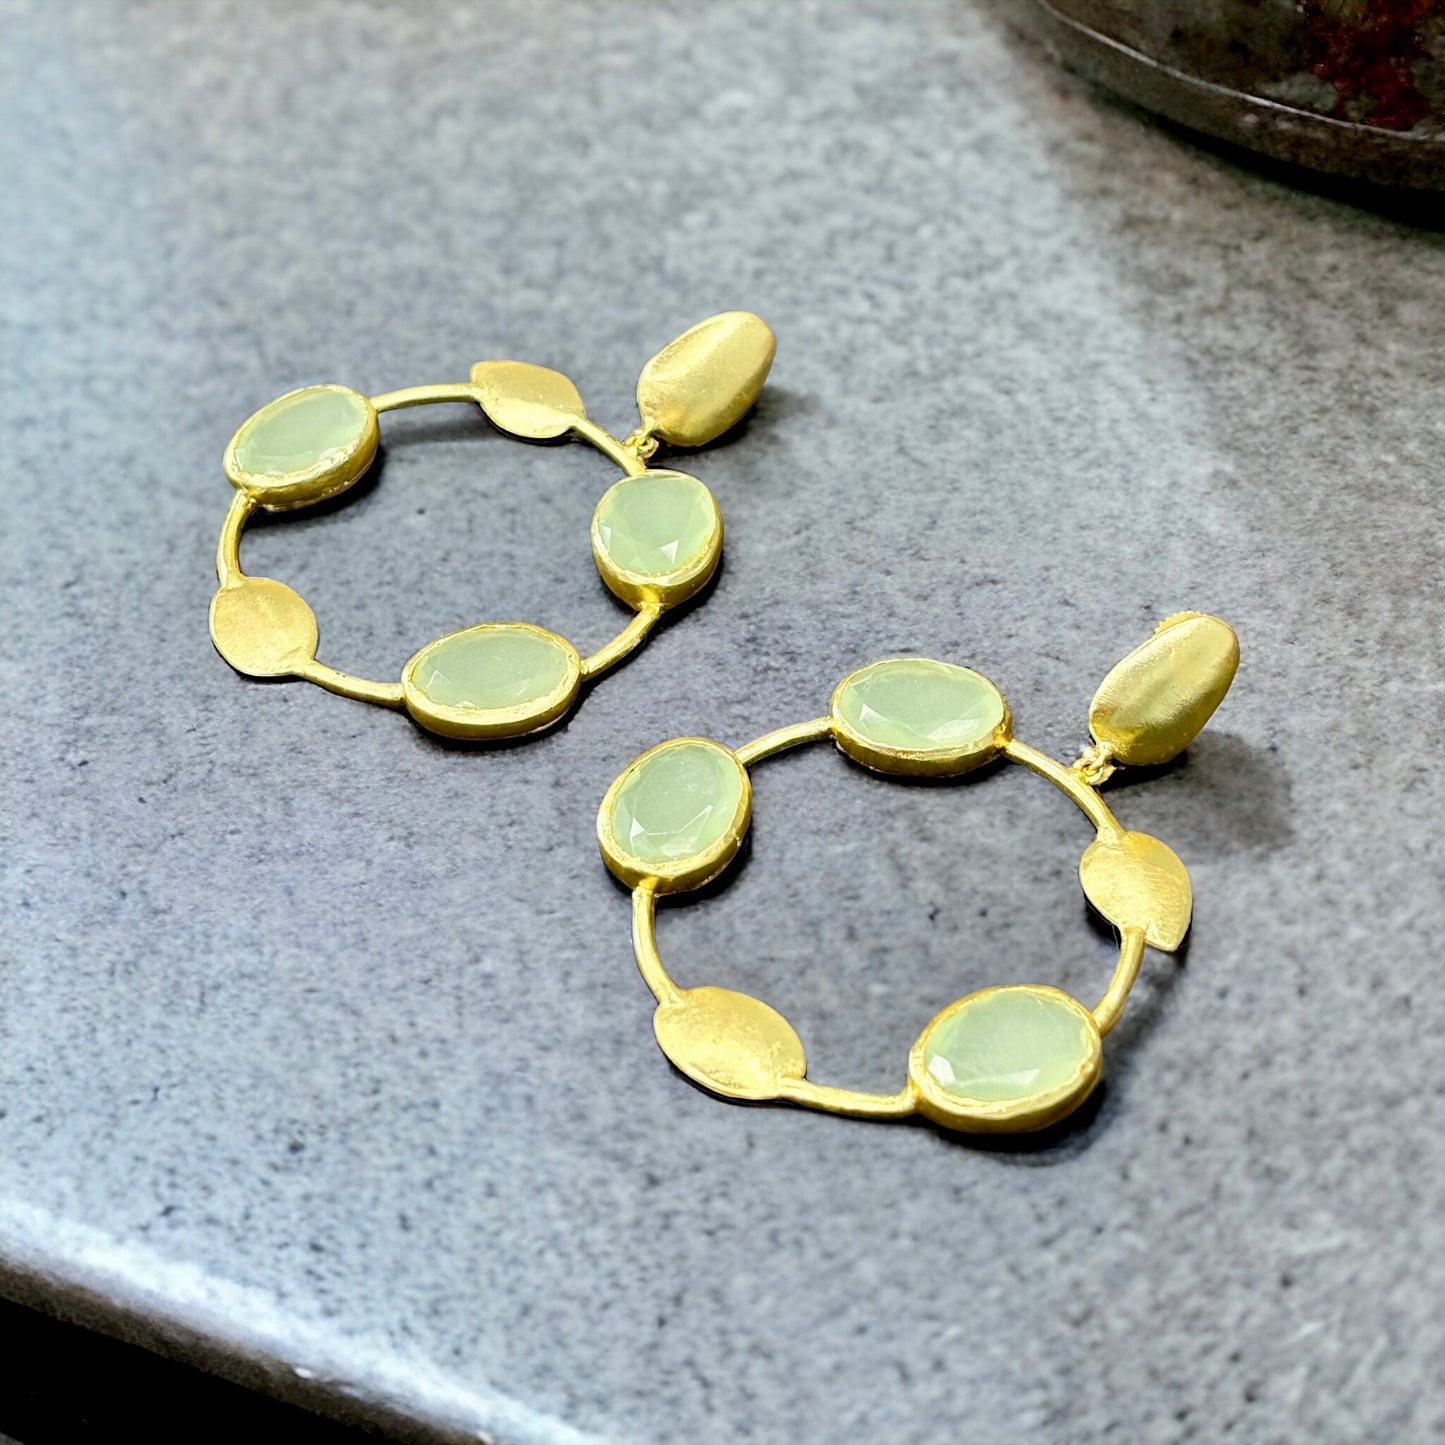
[609, 741, 744, 866]
[234, 386, 371, 479]
[923, 989, 1094, 1102]
[412, 626, 574, 712]
[594, 471, 717, 579]
[834, 658, 1005, 753]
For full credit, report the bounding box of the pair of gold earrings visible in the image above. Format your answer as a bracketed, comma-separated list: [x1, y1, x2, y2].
[210, 314, 1239, 1135]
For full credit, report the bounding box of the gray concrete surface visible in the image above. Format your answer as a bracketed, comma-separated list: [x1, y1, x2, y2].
[1, 2, 1442, 1441]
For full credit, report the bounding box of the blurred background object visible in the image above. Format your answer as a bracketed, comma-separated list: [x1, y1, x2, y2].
[1019, 0, 1445, 187]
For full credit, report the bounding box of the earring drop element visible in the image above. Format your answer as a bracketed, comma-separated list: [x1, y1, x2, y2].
[210, 313, 775, 740]
[598, 614, 1239, 1134]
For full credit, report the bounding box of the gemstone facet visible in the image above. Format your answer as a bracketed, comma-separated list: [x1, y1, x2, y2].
[830, 658, 1010, 775]
[402, 623, 581, 740]
[598, 737, 750, 891]
[225, 385, 378, 509]
[909, 985, 1101, 1132]
[592, 470, 721, 607]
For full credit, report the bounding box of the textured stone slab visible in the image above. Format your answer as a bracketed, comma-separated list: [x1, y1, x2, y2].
[2, 2, 1443, 1442]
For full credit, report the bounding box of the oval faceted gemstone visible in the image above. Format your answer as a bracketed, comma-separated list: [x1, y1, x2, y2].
[227, 385, 377, 508]
[922, 988, 1094, 1101]
[403, 623, 580, 740]
[910, 986, 1102, 1132]
[410, 624, 574, 710]
[600, 739, 749, 890]
[592, 471, 720, 605]
[594, 472, 716, 576]
[831, 658, 1008, 775]
[610, 741, 744, 864]
[234, 387, 369, 476]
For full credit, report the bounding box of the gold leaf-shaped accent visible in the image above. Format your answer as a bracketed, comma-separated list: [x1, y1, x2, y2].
[469, 361, 586, 440]
[653, 986, 806, 1101]
[1089, 612, 1239, 768]
[209, 577, 318, 678]
[1079, 831, 1193, 952]
[636, 311, 775, 448]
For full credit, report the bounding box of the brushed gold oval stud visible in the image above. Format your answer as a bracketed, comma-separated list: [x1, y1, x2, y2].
[635, 311, 776, 448]
[1088, 612, 1239, 768]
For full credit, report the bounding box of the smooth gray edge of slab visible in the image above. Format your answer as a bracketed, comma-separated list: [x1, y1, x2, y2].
[0, 1201, 597, 1445]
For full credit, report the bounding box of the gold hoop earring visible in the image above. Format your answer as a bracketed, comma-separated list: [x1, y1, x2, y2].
[210, 313, 774, 741]
[598, 614, 1239, 1134]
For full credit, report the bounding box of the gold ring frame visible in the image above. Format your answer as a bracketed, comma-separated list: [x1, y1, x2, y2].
[209, 313, 774, 741]
[598, 616, 1239, 1134]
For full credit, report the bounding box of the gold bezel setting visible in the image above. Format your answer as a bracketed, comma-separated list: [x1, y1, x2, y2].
[223, 384, 380, 512]
[829, 658, 1012, 777]
[590, 470, 724, 609]
[907, 985, 1103, 1134]
[597, 737, 752, 894]
[400, 623, 583, 741]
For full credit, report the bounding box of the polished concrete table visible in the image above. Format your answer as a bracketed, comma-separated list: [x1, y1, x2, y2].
[3, 2, 1442, 1441]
